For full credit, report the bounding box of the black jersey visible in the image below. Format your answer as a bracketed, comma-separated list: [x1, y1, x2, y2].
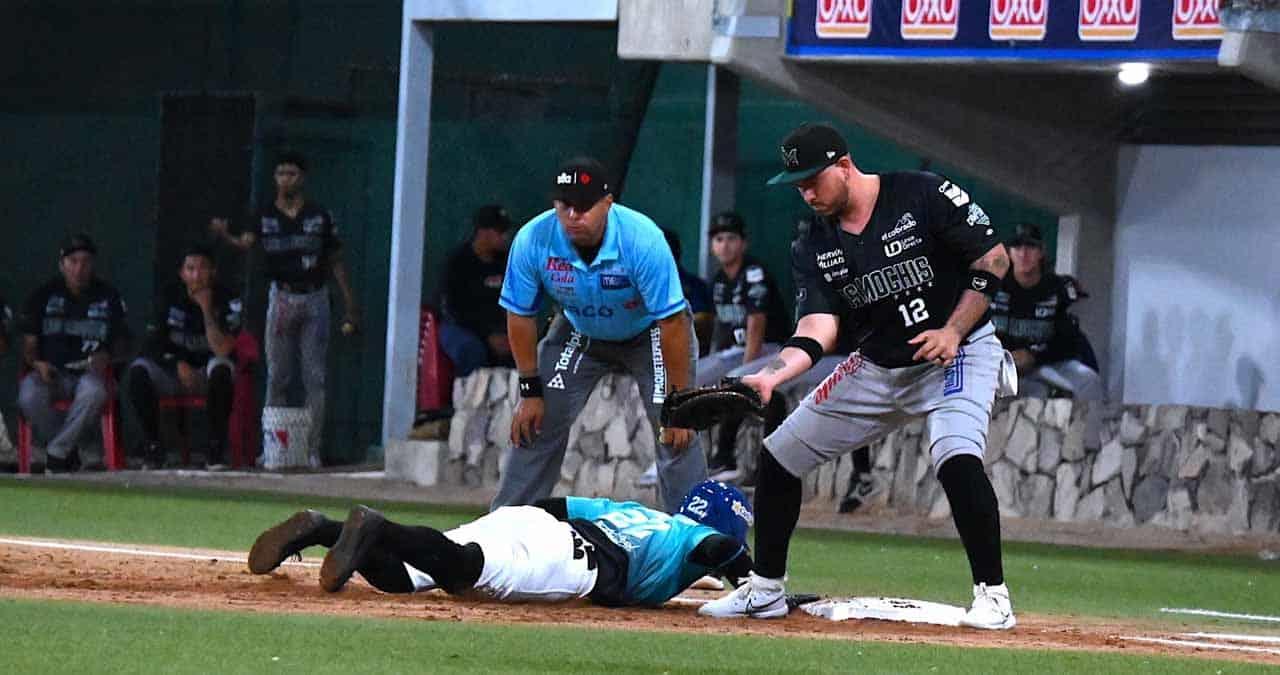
[254, 201, 342, 287]
[709, 255, 789, 351]
[792, 171, 1000, 368]
[440, 243, 508, 340]
[990, 273, 1085, 365]
[144, 282, 242, 369]
[20, 277, 129, 370]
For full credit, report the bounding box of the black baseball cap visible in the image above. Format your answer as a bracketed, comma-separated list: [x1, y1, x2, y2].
[550, 157, 612, 210]
[472, 204, 513, 232]
[60, 233, 97, 258]
[709, 211, 746, 237]
[1009, 223, 1045, 248]
[766, 123, 849, 186]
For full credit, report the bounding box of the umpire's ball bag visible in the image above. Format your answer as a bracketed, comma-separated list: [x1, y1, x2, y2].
[261, 406, 312, 470]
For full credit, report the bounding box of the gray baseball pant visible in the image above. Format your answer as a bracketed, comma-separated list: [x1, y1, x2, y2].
[18, 370, 109, 460]
[767, 323, 1004, 476]
[1020, 359, 1104, 449]
[492, 314, 707, 514]
[265, 284, 330, 465]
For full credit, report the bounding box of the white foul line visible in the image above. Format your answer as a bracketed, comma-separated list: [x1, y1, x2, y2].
[1160, 608, 1280, 624]
[1122, 636, 1280, 656]
[0, 537, 319, 568]
[1184, 632, 1280, 645]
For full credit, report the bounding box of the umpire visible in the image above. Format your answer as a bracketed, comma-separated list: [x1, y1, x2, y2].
[700, 123, 1017, 629]
[494, 157, 705, 513]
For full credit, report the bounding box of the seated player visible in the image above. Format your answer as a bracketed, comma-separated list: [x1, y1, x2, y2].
[991, 223, 1103, 448]
[127, 245, 241, 469]
[437, 205, 516, 376]
[698, 212, 789, 483]
[248, 480, 754, 608]
[18, 234, 130, 472]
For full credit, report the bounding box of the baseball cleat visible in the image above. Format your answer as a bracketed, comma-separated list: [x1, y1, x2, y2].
[959, 582, 1016, 630]
[320, 505, 386, 593]
[839, 472, 882, 514]
[248, 510, 329, 574]
[708, 464, 743, 484]
[697, 572, 788, 619]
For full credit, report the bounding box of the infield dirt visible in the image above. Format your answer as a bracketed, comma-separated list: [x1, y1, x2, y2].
[1, 537, 1277, 666]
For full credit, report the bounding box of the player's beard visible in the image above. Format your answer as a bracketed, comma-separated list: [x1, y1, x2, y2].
[812, 190, 850, 218]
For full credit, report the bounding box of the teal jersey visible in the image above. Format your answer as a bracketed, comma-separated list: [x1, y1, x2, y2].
[566, 497, 718, 606]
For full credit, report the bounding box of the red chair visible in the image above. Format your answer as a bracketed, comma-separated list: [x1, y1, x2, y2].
[17, 366, 123, 474]
[417, 305, 454, 413]
[159, 332, 261, 468]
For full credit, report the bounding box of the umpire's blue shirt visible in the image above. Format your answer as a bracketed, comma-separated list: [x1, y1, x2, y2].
[499, 203, 687, 341]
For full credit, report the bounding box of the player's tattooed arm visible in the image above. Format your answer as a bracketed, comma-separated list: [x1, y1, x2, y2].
[911, 243, 1009, 365]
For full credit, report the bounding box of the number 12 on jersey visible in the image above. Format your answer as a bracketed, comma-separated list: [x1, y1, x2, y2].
[897, 298, 929, 327]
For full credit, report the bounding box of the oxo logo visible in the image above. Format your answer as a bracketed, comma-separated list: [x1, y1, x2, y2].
[989, 0, 1048, 40]
[1078, 0, 1141, 41]
[1172, 0, 1223, 39]
[816, 0, 873, 38]
[902, 0, 960, 39]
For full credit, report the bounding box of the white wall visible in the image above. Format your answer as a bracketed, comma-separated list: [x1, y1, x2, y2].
[1115, 145, 1280, 411]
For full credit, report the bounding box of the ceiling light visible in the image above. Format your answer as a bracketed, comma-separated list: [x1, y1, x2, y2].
[1118, 62, 1150, 87]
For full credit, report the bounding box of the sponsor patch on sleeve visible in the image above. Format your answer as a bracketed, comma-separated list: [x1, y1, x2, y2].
[745, 266, 765, 284]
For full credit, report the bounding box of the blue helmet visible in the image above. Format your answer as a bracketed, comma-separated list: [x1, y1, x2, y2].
[678, 480, 754, 546]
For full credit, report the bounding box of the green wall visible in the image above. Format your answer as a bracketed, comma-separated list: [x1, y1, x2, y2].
[2, 3, 1056, 463]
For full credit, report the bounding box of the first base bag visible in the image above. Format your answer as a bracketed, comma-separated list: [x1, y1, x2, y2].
[261, 406, 312, 470]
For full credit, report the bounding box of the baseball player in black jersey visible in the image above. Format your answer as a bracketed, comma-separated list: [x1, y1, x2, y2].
[128, 245, 242, 469]
[993, 223, 1103, 447]
[697, 212, 789, 482]
[18, 234, 130, 473]
[212, 153, 359, 467]
[701, 123, 1017, 629]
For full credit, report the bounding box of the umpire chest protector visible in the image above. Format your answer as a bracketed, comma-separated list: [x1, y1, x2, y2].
[794, 172, 1000, 368]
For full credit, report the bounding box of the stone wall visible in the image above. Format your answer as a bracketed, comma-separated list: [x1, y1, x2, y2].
[434, 368, 1280, 535]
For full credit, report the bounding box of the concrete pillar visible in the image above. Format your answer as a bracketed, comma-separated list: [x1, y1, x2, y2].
[382, 21, 433, 446]
[698, 65, 740, 277]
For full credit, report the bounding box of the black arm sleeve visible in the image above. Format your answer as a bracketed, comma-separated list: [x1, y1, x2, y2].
[689, 534, 753, 581]
[531, 498, 568, 521]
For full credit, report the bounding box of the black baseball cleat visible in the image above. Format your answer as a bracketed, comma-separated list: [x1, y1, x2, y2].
[248, 510, 330, 574]
[320, 505, 386, 593]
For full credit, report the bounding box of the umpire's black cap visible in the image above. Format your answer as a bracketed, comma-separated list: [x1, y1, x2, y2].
[60, 233, 98, 258]
[551, 156, 612, 210]
[1009, 223, 1045, 248]
[766, 123, 849, 186]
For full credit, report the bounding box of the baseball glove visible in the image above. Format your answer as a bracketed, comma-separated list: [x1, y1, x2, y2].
[660, 378, 763, 430]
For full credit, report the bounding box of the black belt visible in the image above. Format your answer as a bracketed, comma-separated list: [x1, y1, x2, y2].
[275, 281, 325, 294]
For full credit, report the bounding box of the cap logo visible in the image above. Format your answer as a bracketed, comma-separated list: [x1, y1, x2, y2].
[826, 151, 837, 158]
[557, 172, 573, 185]
[781, 146, 799, 168]
[580, 172, 591, 184]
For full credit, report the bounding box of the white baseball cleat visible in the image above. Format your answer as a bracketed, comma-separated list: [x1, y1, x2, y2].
[959, 582, 1016, 630]
[697, 573, 788, 619]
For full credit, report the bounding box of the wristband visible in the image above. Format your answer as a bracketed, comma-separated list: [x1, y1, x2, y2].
[782, 336, 824, 369]
[518, 376, 543, 398]
[967, 270, 1001, 298]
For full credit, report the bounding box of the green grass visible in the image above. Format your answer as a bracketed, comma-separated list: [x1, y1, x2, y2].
[1, 597, 1270, 674]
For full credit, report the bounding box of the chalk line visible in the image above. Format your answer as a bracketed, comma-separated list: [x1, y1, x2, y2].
[0, 537, 319, 567]
[1160, 608, 1280, 624]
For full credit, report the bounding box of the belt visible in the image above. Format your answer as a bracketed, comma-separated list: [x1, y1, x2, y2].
[275, 281, 326, 294]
